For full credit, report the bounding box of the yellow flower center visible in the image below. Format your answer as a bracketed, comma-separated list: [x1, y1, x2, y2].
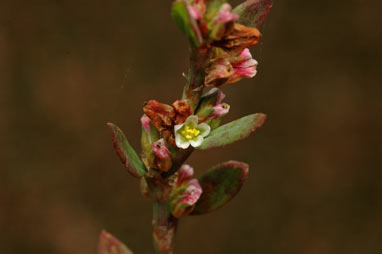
[181, 125, 200, 140]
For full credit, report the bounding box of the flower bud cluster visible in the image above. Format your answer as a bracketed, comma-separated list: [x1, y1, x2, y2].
[169, 165, 202, 218]
[173, 0, 262, 88]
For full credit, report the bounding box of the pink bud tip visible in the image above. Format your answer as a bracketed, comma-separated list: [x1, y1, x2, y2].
[216, 3, 239, 24]
[140, 114, 151, 135]
[239, 48, 252, 58]
[216, 89, 226, 104]
[235, 68, 257, 78]
[177, 164, 194, 186]
[179, 179, 202, 205]
[213, 103, 230, 118]
[187, 5, 201, 20]
[152, 139, 171, 160]
[233, 48, 258, 78]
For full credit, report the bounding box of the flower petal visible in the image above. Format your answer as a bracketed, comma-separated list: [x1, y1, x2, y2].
[198, 123, 211, 137]
[189, 135, 204, 148]
[175, 133, 191, 149]
[174, 123, 184, 133]
[185, 115, 199, 126]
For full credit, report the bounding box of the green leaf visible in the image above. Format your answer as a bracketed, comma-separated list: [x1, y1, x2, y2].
[107, 123, 147, 178]
[198, 113, 266, 150]
[171, 1, 202, 47]
[191, 161, 249, 215]
[234, 0, 273, 28]
[98, 230, 134, 254]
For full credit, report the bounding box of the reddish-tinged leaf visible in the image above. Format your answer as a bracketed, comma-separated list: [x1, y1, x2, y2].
[198, 113, 266, 150]
[234, 0, 273, 28]
[107, 123, 147, 178]
[191, 161, 249, 215]
[98, 230, 134, 254]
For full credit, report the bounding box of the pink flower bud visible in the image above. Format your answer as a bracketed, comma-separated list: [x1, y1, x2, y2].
[140, 114, 151, 136]
[216, 89, 226, 104]
[212, 103, 230, 118]
[187, 5, 201, 20]
[216, 3, 239, 24]
[152, 139, 172, 172]
[178, 179, 202, 206]
[177, 164, 194, 186]
[232, 48, 258, 78]
[228, 48, 258, 83]
[170, 177, 203, 218]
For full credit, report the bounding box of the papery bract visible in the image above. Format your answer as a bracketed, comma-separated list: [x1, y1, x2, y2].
[213, 23, 261, 52]
[143, 100, 175, 131]
[172, 99, 193, 125]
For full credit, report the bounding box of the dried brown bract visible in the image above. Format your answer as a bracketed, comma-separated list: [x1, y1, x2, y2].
[172, 100, 193, 124]
[213, 23, 261, 52]
[144, 100, 175, 131]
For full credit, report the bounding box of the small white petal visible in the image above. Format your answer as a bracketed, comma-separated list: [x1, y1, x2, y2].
[174, 123, 184, 133]
[175, 134, 190, 149]
[189, 136, 204, 148]
[198, 123, 211, 138]
[185, 115, 199, 127]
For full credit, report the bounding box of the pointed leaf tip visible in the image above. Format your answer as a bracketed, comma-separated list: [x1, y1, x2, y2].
[98, 230, 134, 254]
[107, 122, 147, 178]
[198, 113, 266, 150]
[191, 161, 249, 215]
[234, 0, 273, 28]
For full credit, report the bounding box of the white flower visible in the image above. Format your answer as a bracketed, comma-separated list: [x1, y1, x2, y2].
[174, 115, 211, 149]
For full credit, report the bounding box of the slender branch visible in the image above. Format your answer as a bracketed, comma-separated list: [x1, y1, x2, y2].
[183, 46, 212, 110]
[152, 202, 178, 254]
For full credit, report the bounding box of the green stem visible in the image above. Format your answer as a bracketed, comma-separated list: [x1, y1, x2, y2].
[183, 46, 211, 110]
[152, 202, 178, 254]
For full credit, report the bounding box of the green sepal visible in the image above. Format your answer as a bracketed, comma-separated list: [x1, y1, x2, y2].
[141, 123, 159, 154]
[234, 0, 273, 28]
[195, 88, 221, 121]
[98, 230, 134, 254]
[206, 117, 222, 130]
[171, 1, 201, 47]
[197, 107, 215, 120]
[195, 89, 219, 112]
[198, 113, 266, 150]
[141, 123, 160, 168]
[169, 185, 189, 217]
[191, 161, 249, 215]
[107, 123, 147, 178]
[206, 0, 225, 13]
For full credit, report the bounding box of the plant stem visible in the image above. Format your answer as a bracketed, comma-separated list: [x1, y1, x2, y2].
[183, 46, 211, 110]
[152, 202, 178, 254]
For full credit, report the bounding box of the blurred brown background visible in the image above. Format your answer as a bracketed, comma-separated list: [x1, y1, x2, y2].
[1, 0, 381, 253]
